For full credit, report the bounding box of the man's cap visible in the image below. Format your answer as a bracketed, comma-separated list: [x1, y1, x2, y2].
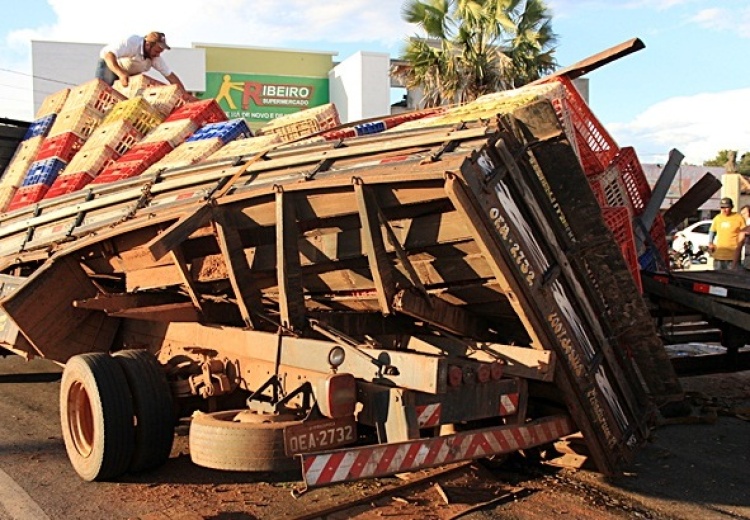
[145, 32, 170, 50]
[720, 197, 734, 208]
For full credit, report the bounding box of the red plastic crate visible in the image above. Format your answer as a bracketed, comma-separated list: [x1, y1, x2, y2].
[589, 167, 631, 211]
[601, 206, 642, 293]
[35, 132, 85, 163]
[44, 172, 95, 199]
[165, 99, 227, 126]
[6, 184, 49, 212]
[551, 76, 619, 177]
[320, 128, 357, 141]
[649, 213, 669, 266]
[118, 140, 173, 165]
[91, 160, 149, 184]
[609, 147, 651, 216]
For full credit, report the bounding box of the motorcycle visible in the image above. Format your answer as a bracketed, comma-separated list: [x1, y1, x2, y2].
[669, 239, 708, 270]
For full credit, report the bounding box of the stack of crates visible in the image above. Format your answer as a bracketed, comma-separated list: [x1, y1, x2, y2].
[138, 99, 228, 176]
[165, 99, 228, 127]
[92, 141, 173, 184]
[259, 103, 340, 143]
[141, 138, 225, 175]
[141, 84, 197, 118]
[206, 134, 281, 162]
[93, 97, 210, 185]
[2, 88, 76, 211]
[0, 120, 50, 211]
[113, 74, 165, 98]
[185, 118, 252, 145]
[44, 94, 162, 199]
[5, 80, 125, 209]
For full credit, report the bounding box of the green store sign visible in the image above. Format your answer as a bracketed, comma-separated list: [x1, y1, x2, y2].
[199, 72, 329, 125]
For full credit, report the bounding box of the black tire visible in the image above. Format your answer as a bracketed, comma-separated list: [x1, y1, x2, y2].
[114, 349, 175, 473]
[189, 410, 302, 472]
[60, 353, 135, 481]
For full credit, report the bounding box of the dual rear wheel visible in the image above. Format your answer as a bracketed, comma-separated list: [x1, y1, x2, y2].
[59, 350, 175, 481]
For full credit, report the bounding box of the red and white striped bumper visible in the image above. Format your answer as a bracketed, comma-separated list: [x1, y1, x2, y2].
[299, 414, 575, 489]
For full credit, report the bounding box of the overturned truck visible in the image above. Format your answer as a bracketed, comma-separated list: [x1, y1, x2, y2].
[0, 48, 683, 489]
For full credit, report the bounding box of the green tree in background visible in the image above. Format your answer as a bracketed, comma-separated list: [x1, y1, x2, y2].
[397, 0, 557, 107]
[704, 150, 750, 175]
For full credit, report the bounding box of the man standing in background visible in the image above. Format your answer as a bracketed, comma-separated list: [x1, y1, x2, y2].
[707, 197, 745, 270]
[736, 205, 750, 270]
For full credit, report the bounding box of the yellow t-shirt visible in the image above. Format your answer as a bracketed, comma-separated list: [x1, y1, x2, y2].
[710, 213, 746, 260]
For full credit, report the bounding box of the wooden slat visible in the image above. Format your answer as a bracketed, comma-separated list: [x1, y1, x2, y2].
[73, 292, 188, 312]
[214, 208, 266, 328]
[275, 189, 306, 331]
[170, 246, 203, 312]
[146, 203, 212, 261]
[354, 182, 396, 314]
[393, 287, 492, 339]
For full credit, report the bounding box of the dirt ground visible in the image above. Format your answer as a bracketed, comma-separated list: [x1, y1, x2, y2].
[116, 371, 750, 520]
[1, 356, 748, 520]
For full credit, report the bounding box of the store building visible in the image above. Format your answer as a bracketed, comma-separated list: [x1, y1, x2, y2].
[31, 40, 393, 132]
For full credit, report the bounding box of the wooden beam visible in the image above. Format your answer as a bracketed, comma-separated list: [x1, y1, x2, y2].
[170, 245, 203, 313]
[214, 208, 266, 328]
[662, 173, 722, 231]
[73, 292, 189, 312]
[533, 38, 645, 83]
[392, 287, 492, 339]
[146, 204, 213, 261]
[354, 182, 396, 315]
[275, 189, 306, 331]
[108, 302, 200, 322]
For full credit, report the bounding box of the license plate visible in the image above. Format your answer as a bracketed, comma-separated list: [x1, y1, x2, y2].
[284, 416, 357, 456]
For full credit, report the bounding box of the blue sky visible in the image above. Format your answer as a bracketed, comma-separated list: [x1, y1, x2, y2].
[0, 0, 748, 165]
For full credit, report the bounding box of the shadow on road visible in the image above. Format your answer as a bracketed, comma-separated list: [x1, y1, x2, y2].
[0, 372, 61, 384]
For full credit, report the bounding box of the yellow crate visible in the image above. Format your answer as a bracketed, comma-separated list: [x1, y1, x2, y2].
[141, 84, 195, 117]
[260, 103, 341, 143]
[102, 97, 165, 135]
[0, 136, 44, 189]
[64, 145, 118, 177]
[35, 89, 70, 118]
[0, 185, 17, 213]
[81, 120, 143, 156]
[206, 134, 281, 161]
[140, 119, 198, 147]
[47, 106, 103, 140]
[62, 79, 127, 117]
[143, 137, 224, 174]
[113, 74, 165, 98]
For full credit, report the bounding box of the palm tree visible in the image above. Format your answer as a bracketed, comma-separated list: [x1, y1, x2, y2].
[397, 0, 557, 107]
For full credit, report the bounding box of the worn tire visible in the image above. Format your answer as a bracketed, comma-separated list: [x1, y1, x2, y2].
[60, 353, 135, 481]
[189, 411, 302, 472]
[113, 349, 175, 473]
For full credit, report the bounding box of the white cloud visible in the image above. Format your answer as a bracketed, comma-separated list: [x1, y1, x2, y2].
[607, 88, 750, 165]
[689, 7, 750, 37]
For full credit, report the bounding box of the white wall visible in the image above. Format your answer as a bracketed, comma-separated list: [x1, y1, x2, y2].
[31, 40, 206, 116]
[329, 51, 390, 124]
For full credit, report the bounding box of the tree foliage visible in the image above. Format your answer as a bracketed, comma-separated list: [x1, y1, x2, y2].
[397, 0, 558, 107]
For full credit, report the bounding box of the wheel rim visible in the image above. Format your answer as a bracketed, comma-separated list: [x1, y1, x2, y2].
[67, 380, 95, 458]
